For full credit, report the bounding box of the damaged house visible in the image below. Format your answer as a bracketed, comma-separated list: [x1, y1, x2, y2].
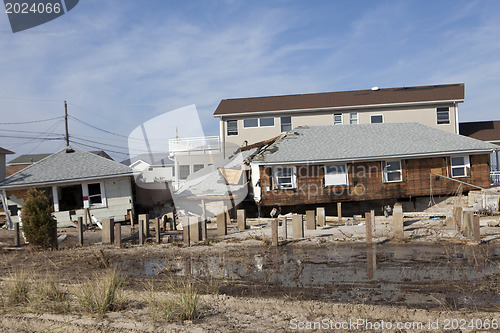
[0, 147, 135, 227]
[250, 122, 499, 214]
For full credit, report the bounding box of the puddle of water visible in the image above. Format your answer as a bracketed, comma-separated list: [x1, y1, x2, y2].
[126, 244, 500, 309]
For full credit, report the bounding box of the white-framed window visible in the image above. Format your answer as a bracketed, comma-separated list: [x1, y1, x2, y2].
[273, 166, 297, 189]
[370, 114, 384, 123]
[437, 107, 450, 124]
[88, 183, 104, 205]
[383, 160, 403, 183]
[227, 120, 238, 136]
[333, 113, 342, 125]
[243, 118, 259, 128]
[450, 155, 469, 178]
[193, 164, 205, 173]
[349, 112, 358, 124]
[179, 165, 190, 180]
[281, 116, 292, 132]
[260, 117, 274, 127]
[324, 164, 348, 186]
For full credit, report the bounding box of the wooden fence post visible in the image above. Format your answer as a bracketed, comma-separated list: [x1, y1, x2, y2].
[365, 212, 372, 245]
[155, 217, 161, 244]
[114, 222, 121, 247]
[77, 216, 84, 246]
[14, 222, 20, 247]
[271, 219, 278, 246]
[473, 215, 480, 242]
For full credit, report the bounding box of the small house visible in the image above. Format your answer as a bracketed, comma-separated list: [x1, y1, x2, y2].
[0, 147, 135, 227]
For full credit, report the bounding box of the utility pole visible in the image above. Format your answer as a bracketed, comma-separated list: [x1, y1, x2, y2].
[64, 100, 69, 146]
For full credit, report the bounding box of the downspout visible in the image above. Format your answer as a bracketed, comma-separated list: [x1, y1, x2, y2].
[455, 102, 459, 134]
[221, 118, 226, 159]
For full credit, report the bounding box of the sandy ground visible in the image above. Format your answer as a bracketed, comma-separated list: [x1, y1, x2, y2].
[0, 216, 499, 332]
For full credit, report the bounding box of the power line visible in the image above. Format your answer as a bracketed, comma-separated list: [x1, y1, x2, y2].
[0, 116, 64, 125]
[71, 139, 131, 156]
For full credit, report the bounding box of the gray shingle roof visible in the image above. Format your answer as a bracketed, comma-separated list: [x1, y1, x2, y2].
[0, 147, 133, 188]
[8, 151, 112, 165]
[256, 123, 499, 164]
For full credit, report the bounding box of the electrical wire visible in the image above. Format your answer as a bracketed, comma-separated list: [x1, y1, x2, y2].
[0, 116, 64, 125]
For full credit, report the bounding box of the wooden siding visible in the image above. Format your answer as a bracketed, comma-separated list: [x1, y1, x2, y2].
[258, 154, 491, 206]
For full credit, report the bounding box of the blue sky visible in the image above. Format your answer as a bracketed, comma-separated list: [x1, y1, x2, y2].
[1, 0, 500, 161]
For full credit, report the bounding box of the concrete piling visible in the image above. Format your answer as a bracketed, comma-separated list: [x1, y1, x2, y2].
[271, 219, 279, 246]
[281, 217, 287, 240]
[77, 216, 84, 246]
[217, 212, 227, 236]
[453, 207, 463, 231]
[306, 210, 316, 230]
[392, 203, 403, 239]
[114, 222, 121, 247]
[317, 207, 325, 226]
[292, 214, 304, 239]
[101, 218, 115, 244]
[237, 209, 247, 230]
[365, 212, 372, 245]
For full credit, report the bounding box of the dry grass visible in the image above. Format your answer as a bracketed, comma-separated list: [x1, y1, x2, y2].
[77, 267, 125, 315]
[145, 278, 201, 322]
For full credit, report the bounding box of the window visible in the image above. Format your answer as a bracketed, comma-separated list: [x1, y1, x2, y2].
[281, 116, 292, 132]
[437, 107, 450, 124]
[450, 155, 469, 177]
[273, 166, 296, 189]
[193, 164, 205, 173]
[383, 160, 403, 183]
[244, 117, 275, 128]
[370, 115, 383, 123]
[243, 118, 259, 128]
[179, 165, 190, 180]
[88, 183, 103, 205]
[259, 117, 274, 127]
[227, 120, 238, 136]
[324, 164, 348, 186]
[333, 113, 342, 125]
[349, 112, 358, 124]
[58, 184, 83, 211]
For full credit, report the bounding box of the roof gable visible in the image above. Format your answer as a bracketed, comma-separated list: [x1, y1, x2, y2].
[214, 83, 464, 116]
[0, 147, 132, 188]
[255, 123, 497, 164]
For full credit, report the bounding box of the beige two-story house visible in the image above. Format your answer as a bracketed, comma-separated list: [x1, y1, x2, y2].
[214, 83, 464, 156]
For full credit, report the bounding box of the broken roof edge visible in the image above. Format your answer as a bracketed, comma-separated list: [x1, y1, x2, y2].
[252, 149, 496, 166]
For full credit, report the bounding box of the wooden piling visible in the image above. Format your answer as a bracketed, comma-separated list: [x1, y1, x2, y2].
[201, 200, 207, 240]
[316, 207, 325, 226]
[337, 202, 342, 224]
[365, 212, 372, 245]
[306, 210, 316, 230]
[217, 212, 227, 236]
[14, 222, 20, 247]
[371, 209, 376, 233]
[189, 216, 201, 243]
[77, 216, 84, 246]
[183, 217, 190, 246]
[101, 218, 114, 244]
[392, 203, 404, 239]
[292, 214, 304, 239]
[463, 211, 474, 239]
[237, 209, 247, 230]
[271, 219, 278, 246]
[138, 214, 146, 245]
[114, 222, 121, 247]
[282, 217, 287, 240]
[155, 217, 161, 244]
[473, 215, 480, 242]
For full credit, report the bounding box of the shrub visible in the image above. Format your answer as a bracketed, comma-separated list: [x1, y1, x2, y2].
[21, 188, 57, 249]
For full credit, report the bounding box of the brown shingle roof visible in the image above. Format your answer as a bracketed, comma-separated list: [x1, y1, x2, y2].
[460, 121, 500, 142]
[0, 147, 14, 155]
[214, 83, 465, 116]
